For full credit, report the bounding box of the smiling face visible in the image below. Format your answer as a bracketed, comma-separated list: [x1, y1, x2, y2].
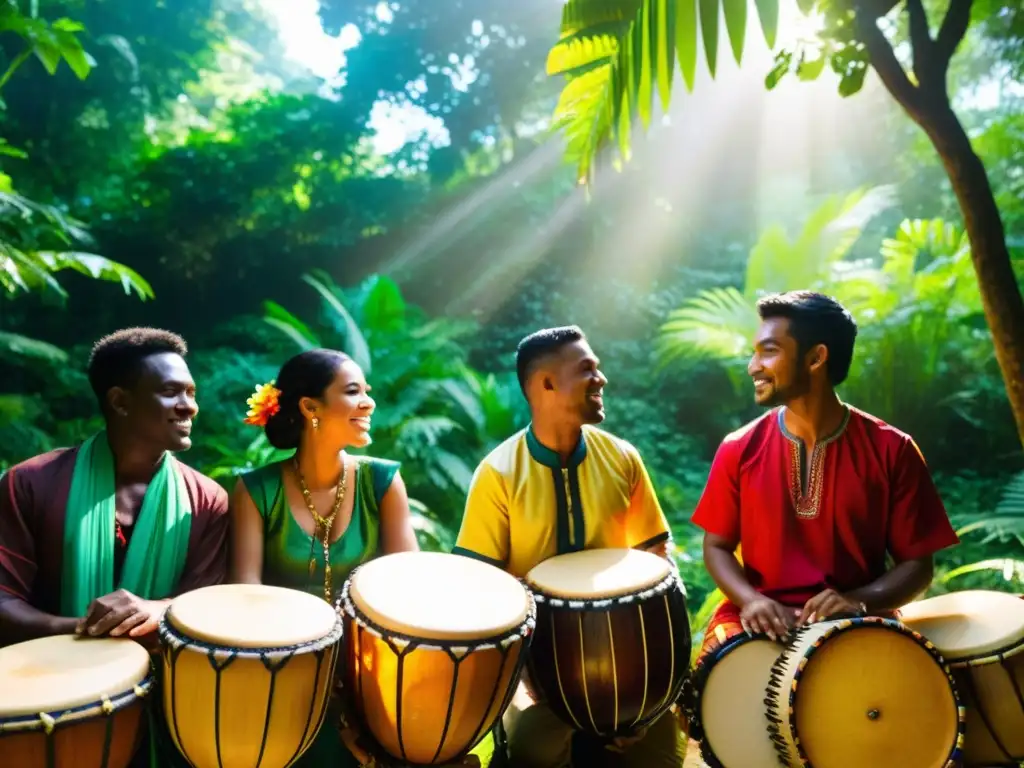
[301, 358, 375, 449]
[544, 339, 608, 424]
[747, 316, 812, 408]
[108, 352, 198, 452]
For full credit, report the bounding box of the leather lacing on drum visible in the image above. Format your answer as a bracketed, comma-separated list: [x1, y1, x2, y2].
[0, 673, 154, 768]
[336, 575, 537, 766]
[158, 612, 344, 768]
[762, 617, 966, 768]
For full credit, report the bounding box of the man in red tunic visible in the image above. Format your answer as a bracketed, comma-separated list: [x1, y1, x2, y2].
[692, 291, 959, 657]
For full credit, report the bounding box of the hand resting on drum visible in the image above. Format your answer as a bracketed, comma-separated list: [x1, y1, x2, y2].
[76, 588, 170, 640]
[796, 588, 865, 626]
[739, 595, 799, 641]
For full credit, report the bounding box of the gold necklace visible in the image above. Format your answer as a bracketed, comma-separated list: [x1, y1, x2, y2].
[293, 455, 347, 602]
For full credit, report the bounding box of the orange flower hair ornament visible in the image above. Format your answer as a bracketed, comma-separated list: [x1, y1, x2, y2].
[244, 382, 282, 426]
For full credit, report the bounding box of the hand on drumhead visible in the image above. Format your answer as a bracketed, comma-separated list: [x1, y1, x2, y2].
[797, 589, 864, 626]
[739, 596, 799, 641]
[76, 590, 169, 639]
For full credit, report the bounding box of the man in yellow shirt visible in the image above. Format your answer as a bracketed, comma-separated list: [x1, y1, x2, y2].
[454, 326, 686, 768]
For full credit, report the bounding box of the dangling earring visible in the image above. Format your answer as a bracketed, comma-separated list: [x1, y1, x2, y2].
[312, 417, 320, 431]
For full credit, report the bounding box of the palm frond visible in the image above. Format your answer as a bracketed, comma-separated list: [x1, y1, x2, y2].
[547, 0, 779, 183]
[656, 286, 757, 369]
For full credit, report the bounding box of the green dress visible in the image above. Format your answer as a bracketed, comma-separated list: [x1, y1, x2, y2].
[241, 456, 399, 768]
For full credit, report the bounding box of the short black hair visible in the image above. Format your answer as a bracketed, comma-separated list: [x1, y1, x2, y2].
[265, 349, 352, 450]
[87, 328, 189, 408]
[756, 291, 858, 386]
[515, 325, 586, 394]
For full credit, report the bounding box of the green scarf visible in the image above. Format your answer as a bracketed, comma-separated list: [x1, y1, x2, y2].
[60, 432, 193, 617]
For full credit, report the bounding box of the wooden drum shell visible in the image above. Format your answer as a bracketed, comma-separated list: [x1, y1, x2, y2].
[0, 682, 151, 768]
[945, 645, 1024, 767]
[338, 577, 535, 766]
[158, 613, 343, 768]
[527, 571, 691, 738]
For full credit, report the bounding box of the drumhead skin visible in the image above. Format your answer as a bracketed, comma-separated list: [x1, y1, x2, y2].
[694, 634, 785, 768]
[349, 551, 530, 641]
[167, 583, 338, 648]
[525, 548, 671, 600]
[0, 635, 150, 717]
[901, 590, 1024, 765]
[899, 590, 1024, 662]
[766, 617, 963, 768]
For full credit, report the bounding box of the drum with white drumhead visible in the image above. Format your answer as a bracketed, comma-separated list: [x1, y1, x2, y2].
[900, 590, 1024, 767]
[338, 551, 535, 766]
[0, 635, 153, 768]
[524, 548, 691, 738]
[689, 624, 785, 768]
[158, 583, 343, 768]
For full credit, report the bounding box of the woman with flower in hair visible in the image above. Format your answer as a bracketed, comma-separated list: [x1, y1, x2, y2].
[229, 348, 423, 768]
[231, 348, 419, 600]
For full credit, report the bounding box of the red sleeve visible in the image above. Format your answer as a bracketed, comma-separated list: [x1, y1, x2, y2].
[0, 468, 38, 602]
[886, 438, 959, 562]
[175, 477, 230, 595]
[691, 438, 742, 543]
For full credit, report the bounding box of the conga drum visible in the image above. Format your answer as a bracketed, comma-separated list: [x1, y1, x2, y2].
[0, 635, 153, 768]
[524, 548, 691, 737]
[900, 589, 1024, 766]
[690, 625, 784, 768]
[338, 551, 535, 766]
[765, 616, 964, 768]
[158, 583, 343, 768]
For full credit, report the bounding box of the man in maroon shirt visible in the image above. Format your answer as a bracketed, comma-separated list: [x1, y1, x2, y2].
[691, 291, 959, 658]
[0, 328, 229, 649]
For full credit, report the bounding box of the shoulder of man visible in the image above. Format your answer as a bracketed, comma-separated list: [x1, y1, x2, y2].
[2, 446, 77, 492]
[722, 410, 775, 446]
[844, 405, 919, 458]
[175, 460, 230, 516]
[475, 427, 529, 479]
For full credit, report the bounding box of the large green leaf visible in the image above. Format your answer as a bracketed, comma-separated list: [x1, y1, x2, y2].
[548, 0, 768, 182]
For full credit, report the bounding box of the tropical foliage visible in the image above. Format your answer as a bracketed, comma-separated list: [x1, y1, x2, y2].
[0, 0, 1019, 629]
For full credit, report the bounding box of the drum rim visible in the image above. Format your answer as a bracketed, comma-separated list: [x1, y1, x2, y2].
[0, 672, 154, 734]
[530, 570, 682, 612]
[942, 633, 1024, 668]
[688, 630, 779, 768]
[765, 616, 966, 768]
[336, 572, 537, 651]
[158, 608, 344, 658]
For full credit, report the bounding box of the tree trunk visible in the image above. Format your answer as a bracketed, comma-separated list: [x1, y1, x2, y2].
[905, 102, 1024, 447]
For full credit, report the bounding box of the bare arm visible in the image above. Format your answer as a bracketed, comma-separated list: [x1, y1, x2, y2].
[0, 599, 78, 646]
[379, 471, 419, 555]
[229, 478, 265, 584]
[702, 532, 761, 608]
[846, 557, 933, 612]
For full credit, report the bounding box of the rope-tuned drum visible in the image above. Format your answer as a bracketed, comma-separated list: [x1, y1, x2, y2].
[523, 548, 691, 738]
[900, 590, 1024, 767]
[158, 583, 343, 768]
[0, 634, 154, 768]
[337, 551, 535, 766]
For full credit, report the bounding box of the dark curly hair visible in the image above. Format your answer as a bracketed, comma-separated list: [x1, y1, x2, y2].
[264, 349, 352, 450]
[87, 327, 188, 410]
